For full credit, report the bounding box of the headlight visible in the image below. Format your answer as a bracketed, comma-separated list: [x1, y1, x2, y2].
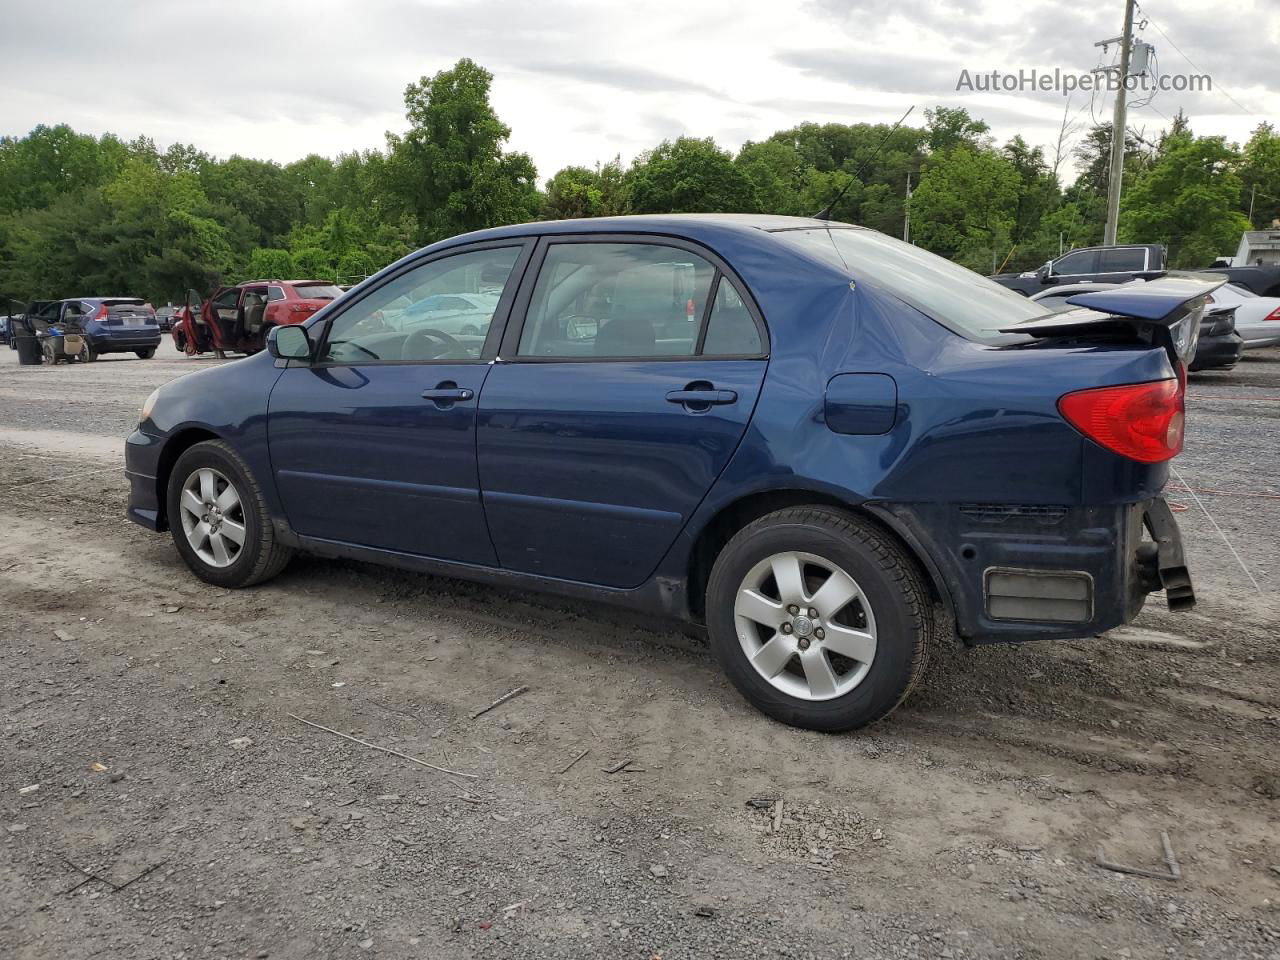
[140, 388, 161, 422]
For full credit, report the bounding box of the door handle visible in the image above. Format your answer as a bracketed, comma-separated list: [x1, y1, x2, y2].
[421, 387, 473, 401]
[665, 389, 737, 406]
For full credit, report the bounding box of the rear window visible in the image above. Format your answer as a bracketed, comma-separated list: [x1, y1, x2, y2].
[104, 300, 154, 316]
[774, 227, 1048, 341]
[291, 283, 343, 301]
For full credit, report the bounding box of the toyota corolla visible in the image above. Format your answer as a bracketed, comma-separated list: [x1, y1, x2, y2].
[125, 215, 1213, 731]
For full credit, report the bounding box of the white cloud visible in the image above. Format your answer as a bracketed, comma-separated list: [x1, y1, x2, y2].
[0, 0, 1274, 185]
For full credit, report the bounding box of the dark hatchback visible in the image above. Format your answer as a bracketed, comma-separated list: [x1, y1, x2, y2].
[125, 215, 1214, 731]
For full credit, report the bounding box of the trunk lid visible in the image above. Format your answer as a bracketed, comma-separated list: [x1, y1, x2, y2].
[1002, 275, 1225, 365]
[102, 299, 158, 328]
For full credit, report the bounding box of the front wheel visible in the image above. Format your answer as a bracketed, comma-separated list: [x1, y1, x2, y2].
[166, 440, 293, 588]
[705, 507, 934, 732]
[136, 347, 156, 359]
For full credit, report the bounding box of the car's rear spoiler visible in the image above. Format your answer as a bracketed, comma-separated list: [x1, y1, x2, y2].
[1001, 275, 1226, 364]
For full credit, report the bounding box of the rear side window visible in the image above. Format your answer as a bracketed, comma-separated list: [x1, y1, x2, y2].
[517, 242, 718, 359]
[1099, 248, 1147, 272]
[702, 279, 762, 355]
[268, 286, 285, 302]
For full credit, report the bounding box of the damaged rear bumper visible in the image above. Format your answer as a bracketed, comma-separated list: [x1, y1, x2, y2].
[875, 497, 1194, 645]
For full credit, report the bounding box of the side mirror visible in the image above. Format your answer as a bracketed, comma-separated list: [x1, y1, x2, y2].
[1038, 262, 1053, 281]
[268, 324, 312, 361]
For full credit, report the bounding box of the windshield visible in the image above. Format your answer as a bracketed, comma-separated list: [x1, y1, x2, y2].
[774, 227, 1050, 340]
[292, 283, 344, 301]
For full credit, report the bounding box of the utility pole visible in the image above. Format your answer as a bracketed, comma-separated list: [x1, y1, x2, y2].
[902, 172, 912, 243]
[1248, 184, 1258, 226]
[1102, 0, 1137, 246]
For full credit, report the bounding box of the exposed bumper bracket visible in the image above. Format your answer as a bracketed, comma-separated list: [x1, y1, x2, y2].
[1140, 498, 1196, 611]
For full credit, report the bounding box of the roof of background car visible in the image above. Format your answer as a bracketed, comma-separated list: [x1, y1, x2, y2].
[238, 279, 326, 286]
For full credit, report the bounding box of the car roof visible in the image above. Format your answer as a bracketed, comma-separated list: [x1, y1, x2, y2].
[238, 279, 329, 286]
[454, 213, 847, 245]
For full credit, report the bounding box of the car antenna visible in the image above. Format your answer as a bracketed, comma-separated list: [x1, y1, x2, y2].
[813, 105, 915, 221]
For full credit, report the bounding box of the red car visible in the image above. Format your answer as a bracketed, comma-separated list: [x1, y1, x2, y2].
[173, 280, 344, 358]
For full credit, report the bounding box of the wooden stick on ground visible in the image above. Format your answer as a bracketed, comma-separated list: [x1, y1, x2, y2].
[559, 748, 590, 775]
[772, 799, 785, 834]
[470, 685, 529, 720]
[287, 714, 479, 780]
[1094, 831, 1181, 881]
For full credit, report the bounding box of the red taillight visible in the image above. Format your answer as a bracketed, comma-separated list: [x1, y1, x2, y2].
[93, 304, 108, 321]
[1265, 306, 1280, 322]
[686, 298, 696, 321]
[1058, 378, 1184, 463]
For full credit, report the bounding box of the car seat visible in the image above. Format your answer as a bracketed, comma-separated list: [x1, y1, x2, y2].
[243, 295, 267, 333]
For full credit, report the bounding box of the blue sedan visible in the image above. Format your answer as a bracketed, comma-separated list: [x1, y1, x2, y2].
[125, 215, 1214, 731]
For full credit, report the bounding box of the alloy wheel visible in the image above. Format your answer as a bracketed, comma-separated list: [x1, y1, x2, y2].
[178, 467, 247, 568]
[733, 551, 878, 701]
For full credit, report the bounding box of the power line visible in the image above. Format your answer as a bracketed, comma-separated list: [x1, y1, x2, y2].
[1134, 2, 1255, 115]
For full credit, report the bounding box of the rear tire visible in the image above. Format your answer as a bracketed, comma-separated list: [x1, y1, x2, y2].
[79, 342, 98, 363]
[136, 347, 156, 359]
[166, 440, 293, 588]
[705, 507, 934, 732]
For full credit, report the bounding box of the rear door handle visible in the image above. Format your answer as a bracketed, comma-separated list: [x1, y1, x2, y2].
[665, 389, 737, 405]
[421, 387, 473, 401]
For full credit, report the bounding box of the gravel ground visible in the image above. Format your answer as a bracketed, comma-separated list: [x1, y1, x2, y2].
[1, 340, 1278, 960]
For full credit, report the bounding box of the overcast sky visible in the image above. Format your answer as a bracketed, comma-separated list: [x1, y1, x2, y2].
[2, 0, 1276, 184]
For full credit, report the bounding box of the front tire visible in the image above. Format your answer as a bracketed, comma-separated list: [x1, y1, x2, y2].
[166, 440, 292, 588]
[705, 507, 934, 732]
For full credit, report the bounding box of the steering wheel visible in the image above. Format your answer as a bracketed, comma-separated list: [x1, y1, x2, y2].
[403, 327, 461, 360]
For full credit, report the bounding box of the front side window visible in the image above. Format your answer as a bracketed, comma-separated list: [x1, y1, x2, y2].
[1054, 249, 1099, 275]
[213, 289, 240, 318]
[319, 246, 520, 364]
[518, 243, 716, 358]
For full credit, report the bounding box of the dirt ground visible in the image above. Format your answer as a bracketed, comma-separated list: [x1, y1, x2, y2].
[2, 340, 1278, 960]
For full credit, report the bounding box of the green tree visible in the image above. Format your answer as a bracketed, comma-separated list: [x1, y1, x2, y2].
[1240, 123, 1280, 228]
[1120, 131, 1252, 268]
[735, 140, 808, 215]
[384, 58, 540, 243]
[541, 159, 628, 220]
[924, 107, 992, 154]
[246, 248, 296, 281]
[910, 146, 1020, 271]
[627, 137, 758, 214]
[0, 125, 128, 214]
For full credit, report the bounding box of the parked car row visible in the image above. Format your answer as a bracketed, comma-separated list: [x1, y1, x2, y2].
[992, 241, 1280, 298]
